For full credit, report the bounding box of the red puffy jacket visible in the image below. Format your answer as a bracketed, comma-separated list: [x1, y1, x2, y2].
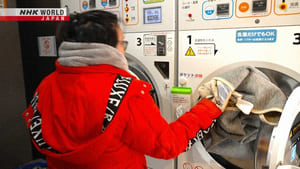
[22, 62, 221, 169]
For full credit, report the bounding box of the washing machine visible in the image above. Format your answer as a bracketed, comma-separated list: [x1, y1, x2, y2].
[177, 0, 300, 168]
[60, 1, 177, 169]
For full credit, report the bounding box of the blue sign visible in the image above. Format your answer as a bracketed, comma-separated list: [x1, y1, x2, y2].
[82, 1, 89, 10]
[205, 6, 215, 15]
[101, 1, 108, 7]
[236, 29, 277, 43]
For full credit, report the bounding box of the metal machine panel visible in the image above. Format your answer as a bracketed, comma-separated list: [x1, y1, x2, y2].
[177, 0, 300, 163]
[177, 26, 300, 169]
[60, 0, 176, 32]
[179, 0, 300, 30]
[178, 26, 300, 91]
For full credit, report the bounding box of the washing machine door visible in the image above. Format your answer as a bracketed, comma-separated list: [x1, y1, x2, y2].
[265, 87, 300, 169]
[125, 53, 160, 107]
[199, 67, 300, 169]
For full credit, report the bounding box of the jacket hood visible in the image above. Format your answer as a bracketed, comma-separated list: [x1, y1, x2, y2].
[57, 41, 129, 71]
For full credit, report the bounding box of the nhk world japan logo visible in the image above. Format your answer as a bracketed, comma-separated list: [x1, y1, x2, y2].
[0, 8, 69, 21]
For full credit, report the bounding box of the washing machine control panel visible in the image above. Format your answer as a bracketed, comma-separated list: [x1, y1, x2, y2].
[60, 0, 175, 33]
[179, 0, 300, 30]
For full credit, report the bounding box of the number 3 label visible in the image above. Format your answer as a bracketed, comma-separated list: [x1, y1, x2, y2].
[293, 33, 300, 45]
[137, 37, 142, 46]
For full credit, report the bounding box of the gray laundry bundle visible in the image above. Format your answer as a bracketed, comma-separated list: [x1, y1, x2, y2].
[200, 65, 287, 162]
[213, 65, 287, 125]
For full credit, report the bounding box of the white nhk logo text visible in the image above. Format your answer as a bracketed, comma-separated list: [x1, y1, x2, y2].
[0, 8, 69, 21]
[19, 9, 65, 16]
[18, 8, 67, 21]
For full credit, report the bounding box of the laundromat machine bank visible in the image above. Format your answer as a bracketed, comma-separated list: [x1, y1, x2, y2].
[178, 0, 300, 168]
[59, 0, 300, 169]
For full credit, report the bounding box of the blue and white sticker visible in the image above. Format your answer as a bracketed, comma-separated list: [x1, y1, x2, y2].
[236, 29, 277, 43]
[291, 144, 297, 162]
[205, 6, 215, 15]
[82, 1, 89, 10]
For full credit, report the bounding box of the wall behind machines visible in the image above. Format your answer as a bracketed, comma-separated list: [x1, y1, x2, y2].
[17, 0, 60, 161]
[0, 0, 32, 168]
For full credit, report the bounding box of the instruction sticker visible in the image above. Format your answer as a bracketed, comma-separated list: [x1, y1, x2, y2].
[236, 29, 277, 43]
[195, 43, 215, 56]
[144, 34, 157, 56]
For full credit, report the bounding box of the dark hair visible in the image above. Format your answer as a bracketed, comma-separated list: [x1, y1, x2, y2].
[56, 10, 119, 47]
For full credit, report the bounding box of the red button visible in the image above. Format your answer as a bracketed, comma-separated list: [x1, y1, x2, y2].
[188, 13, 192, 18]
[280, 3, 287, 10]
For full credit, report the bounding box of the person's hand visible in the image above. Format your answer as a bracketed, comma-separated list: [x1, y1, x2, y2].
[197, 79, 233, 111]
[198, 79, 219, 103]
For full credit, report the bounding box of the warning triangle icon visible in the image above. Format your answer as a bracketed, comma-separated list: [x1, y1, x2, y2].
[185, 47, 195, 56]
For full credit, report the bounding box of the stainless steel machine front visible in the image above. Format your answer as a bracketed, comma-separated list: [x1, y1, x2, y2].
[177, 0, 300, 168]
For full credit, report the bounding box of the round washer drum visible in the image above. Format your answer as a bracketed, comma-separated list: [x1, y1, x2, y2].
[194, 62, 300, 169]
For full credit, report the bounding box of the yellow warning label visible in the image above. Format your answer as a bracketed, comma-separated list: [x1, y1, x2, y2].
[185, 47, 195, 56]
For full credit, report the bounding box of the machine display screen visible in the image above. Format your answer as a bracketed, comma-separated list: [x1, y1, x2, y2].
[144, 7, 162, 24]
[217, 3, 230, 15]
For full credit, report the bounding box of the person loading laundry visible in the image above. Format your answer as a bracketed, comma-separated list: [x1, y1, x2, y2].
[22, 10, 223, 169]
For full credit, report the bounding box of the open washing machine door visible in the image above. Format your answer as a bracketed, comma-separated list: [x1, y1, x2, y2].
[210, 84, 300, 169]
[206, 67, 300, 169]
[179, 65, 300, 169]
[265, 87, 300, 169]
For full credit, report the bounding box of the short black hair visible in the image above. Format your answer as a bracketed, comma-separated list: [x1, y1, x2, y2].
[56, 10, 119, 47]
